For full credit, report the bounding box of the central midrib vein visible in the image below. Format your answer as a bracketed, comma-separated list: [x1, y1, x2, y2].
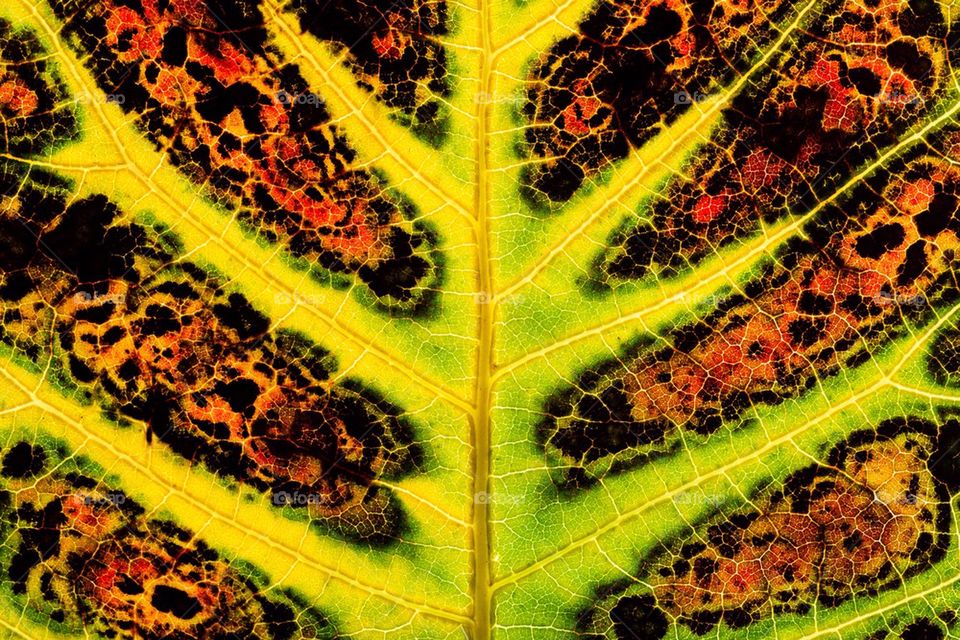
[473, 0, 495, 636]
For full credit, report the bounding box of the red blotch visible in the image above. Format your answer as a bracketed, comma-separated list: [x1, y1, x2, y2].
[692, 190, 731, 224]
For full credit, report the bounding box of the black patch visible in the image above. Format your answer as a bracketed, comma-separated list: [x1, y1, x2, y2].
[151, 584, 201, 620]
[358, 229, 431, 302]
[41, 197, 138, 282]
[0, 271, 34, 301]
[855, 223, 905, 259]
[548, 379, 667, 463]
[896, 240, 928, 286]
[848, 66, 882, 97]
[0, 218, 40, 272]
[930, 427, 960, 492]
[217, 378, 261, 413]
[161, 25, 188, 66]
[901, 618, 944, 640]
[212, 293, 269, 339]
[916, 192, 957, 237]
[1, 442, 46, 478]
[610, 595, 669, 640]
[141, 303, 181, 336]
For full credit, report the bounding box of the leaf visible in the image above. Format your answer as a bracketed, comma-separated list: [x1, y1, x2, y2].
[1, 0, 960, 638]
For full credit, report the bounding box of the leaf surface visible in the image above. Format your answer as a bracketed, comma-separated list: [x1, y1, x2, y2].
[1, 0, 960, 638]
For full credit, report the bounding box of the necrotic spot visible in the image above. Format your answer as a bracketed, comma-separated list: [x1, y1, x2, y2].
[150, 585, 200, 620]
[611, 595, 670, 640]
[161, 26, 188, 66]
[1, 442, 45, 478]
[855, 223, 905, 259]
[901, 618, 944, 640]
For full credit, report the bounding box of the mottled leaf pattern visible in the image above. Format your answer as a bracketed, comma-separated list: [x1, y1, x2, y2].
[0, 0, 959, 639]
